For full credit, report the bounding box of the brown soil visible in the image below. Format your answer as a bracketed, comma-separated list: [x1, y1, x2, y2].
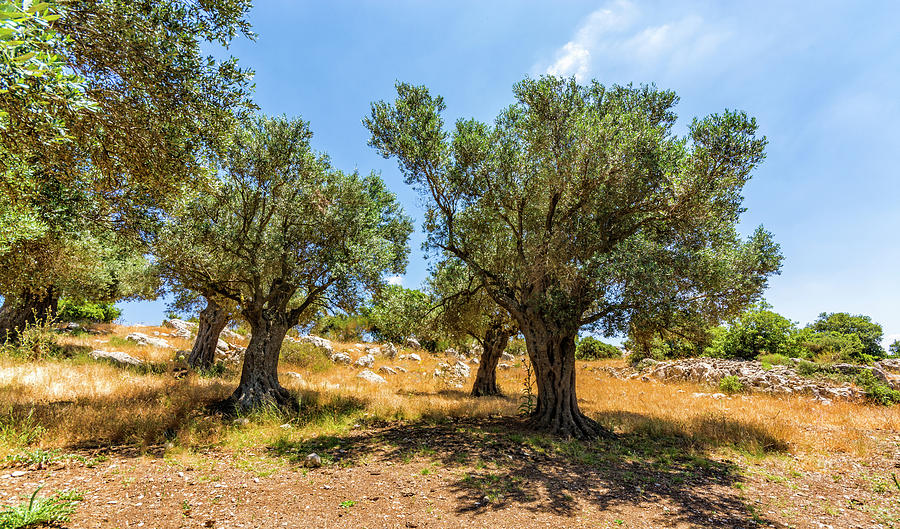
[2, 417, 897, 529]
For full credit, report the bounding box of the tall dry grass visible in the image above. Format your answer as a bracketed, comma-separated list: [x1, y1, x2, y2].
[0, 325, 897, 465]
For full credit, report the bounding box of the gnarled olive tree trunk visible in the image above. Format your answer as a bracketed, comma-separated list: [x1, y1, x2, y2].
[471, 324, 511, 397]
[217, 315, 294, 413]
[518, 316, 607, 439]
[0, 289, 58, 342]
[187, 298, 229, 370]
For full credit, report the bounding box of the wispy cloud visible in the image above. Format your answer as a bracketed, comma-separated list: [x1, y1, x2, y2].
[540, 1, 730, 81]
[387, 275, 403, 286]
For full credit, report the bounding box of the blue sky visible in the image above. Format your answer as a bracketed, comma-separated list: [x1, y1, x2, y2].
[123, 0, 900, 346]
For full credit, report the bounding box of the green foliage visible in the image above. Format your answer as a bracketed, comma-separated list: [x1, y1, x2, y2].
[279, 341, 332, 373]
[756, 353, 792, 368]
[0, 487, 82, 529]
[810, 312, 885, 361]
[157, 115, 413, 333]
[891, 340, 900, 356]
[801, 330, 871, 364]
[311, 313, 370, 342]
[704, 304, 797, 360]
[56, 298, 119, 323]
[366, 285, 430, 344]
[0, 316, 59, 359]
[718, 375, 744, 394]
[575, 336, 620, 360]
[855, 370, 900, 406]
[366, 75, 781, 346]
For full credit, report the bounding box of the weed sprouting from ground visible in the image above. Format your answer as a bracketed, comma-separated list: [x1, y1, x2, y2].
[518, 355, 535, 417]
[0, 487, 83, 529]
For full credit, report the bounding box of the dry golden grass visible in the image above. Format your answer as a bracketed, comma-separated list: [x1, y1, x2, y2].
[1, 324, 897, 467]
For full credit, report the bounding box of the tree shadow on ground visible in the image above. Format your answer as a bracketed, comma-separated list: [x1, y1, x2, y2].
[272, 411, 788, 528]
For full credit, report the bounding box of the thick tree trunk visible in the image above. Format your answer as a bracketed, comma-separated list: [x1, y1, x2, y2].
[471, 325, 511, 397]
[187, 299, 229, 370]
[0, 289, 58, 343]
[519, 318, 610, 439]
[216, 317, 294, 414]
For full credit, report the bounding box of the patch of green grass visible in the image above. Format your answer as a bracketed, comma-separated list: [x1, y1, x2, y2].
[339, 500, 355, 510]
[718, 375, 744, 394]
[2, 448, 63, 469]
[757, 353, 793, 366]
[0, 487, 83, 529]
[107, 335, 134, 348]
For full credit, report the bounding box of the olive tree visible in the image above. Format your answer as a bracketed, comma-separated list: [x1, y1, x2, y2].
[166, 288, 237, 371]
[157, 115, 412, 412]
[428, 259, 516, 397]
[366, 76, 782, 438]
[0, 0, 254, 338]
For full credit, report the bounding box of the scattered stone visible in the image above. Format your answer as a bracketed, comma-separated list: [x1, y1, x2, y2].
[10, 471, 25, 477]
[282, 372, 305, 384]
[296, 335, 334, 353]
[381, 343, 399, 359]
[163, 319, 197, 338]
[357, 369, 387, 384]
[501, 352, 515, 362]
[354, 354, 375, 368]
[399, 353, 421, 363]
[305, 453, 322, 468]
[280, 423, 292, 429]
[497, 363, 511, 370]
[378, 366, 397, 375]
[330, 352, 352, 364]
[126, 332, 172, 349]
[90, 350, 144, 368]
[406, 337, 421, 349]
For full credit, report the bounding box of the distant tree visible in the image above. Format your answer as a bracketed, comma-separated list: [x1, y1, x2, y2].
[704, 304, 797, 360]
[0, 0, 254, 339]
[366, 285, 430, 344]
[366, 76, 781, 438]
[809, 312, 885, 361]
[156, 115, 412, 411]
[890, 340, 899, 356]
[428, 258, 516, 397]
[574, 337, 620, 360]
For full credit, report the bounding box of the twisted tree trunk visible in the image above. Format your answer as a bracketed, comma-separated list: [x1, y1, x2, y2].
[187, 298, 229, 370]
[0, 289, 58, 343]
[471, 324, 511, 397]
[518, 316, 610, 439]
[216, 315, 294, 414]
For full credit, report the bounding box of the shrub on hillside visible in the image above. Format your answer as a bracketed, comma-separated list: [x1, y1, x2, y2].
[704, 305, 797, 360]
[56, 298, 121, 324]
[809, 312, 885, 361]
[311, 314, 371, 342]
[801, 330, 871, 364]
[575, 336, 620, 360]
[891, 340, 900, 357]
[718, 375, 744, 394]
[856, 370, 900, 406]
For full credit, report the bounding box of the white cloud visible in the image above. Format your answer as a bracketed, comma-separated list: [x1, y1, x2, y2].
[541, 2, 730, 81]
[545, 0, 637, 81]
[387, 275, 403, 286]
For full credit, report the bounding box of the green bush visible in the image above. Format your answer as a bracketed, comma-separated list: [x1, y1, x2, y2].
[856, 370, 900, 406]
[802, 331, 872, 364]
[279, 341, 331, 373]
[56, 298, 121, 324]
[575, 336, 621, 360]
[704, 305, 797, 360]
[810, 312, 885, 361]
[756, 353, 792, 366]
[311, 314, 371, 342]
[718, 375, 744, 394]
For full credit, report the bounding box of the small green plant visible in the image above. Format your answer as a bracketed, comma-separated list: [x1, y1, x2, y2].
[196, 361, 228, 378]
[3, 448, 61, 469]
[856, 370, 900, 406]
[718, 375, 744, 394]
[0, 316, 61, 360]
[107, 335, 134, 348]
[339, 500, 355, 510]
[518, 355, 535, 416]
[56, 298, 121, 324]
[0, 487, 83, 529]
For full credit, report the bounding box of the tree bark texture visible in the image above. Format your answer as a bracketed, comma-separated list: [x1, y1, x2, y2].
[216, 317, 294, 414]
[518, 316, 608, 439]
[187, 298, 229, 370]
[0, 289, 58, 343]
[471, 324, 511, 397]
